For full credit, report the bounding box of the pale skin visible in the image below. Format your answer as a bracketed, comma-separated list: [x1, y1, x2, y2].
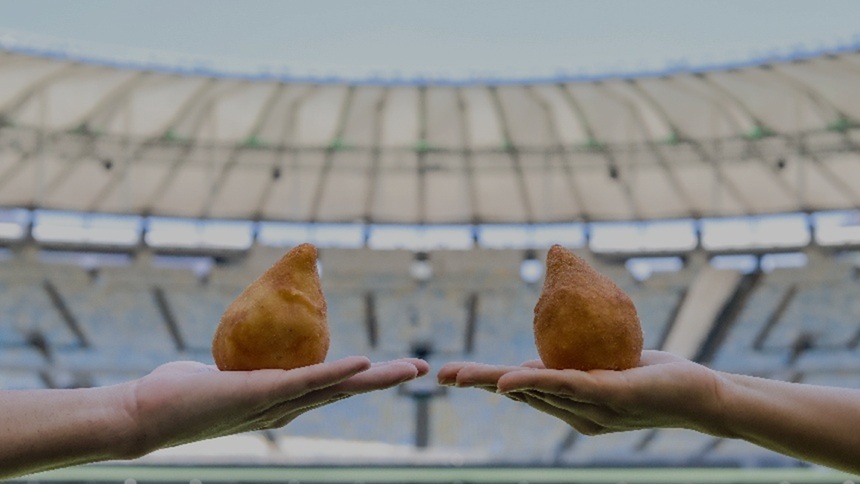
[0, 356, 429, 479]
[438, 351, 860, 473]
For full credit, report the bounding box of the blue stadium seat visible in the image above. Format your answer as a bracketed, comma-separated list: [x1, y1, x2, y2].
[430, 386, 567, 461]
[325, 291, 372, 360]
[559, 430, 650, 465]
[637, 428, 714, 463]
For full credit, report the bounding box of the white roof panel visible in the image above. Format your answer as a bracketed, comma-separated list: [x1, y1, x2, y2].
[423, 153, 473, 224]
[1, 47, 860, 224]
[425, 87, 462, 149]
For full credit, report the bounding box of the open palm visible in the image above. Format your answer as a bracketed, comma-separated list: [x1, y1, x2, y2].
[124, 356, 429, 456]
[437, 351, 725, 436]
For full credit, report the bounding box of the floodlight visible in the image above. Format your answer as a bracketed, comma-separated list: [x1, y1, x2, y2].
[409, 251, 432, 282]
[520, 249, 543, 284]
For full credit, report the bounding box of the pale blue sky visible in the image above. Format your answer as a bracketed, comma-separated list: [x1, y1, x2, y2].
[1, 0, 859, 80]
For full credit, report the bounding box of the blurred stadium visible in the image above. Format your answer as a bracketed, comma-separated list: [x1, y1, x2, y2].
[1, 29, 860, 483]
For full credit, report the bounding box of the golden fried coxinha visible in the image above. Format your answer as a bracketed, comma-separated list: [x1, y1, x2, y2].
[533, 245, 643, 371]
[212, 243, 329, 371]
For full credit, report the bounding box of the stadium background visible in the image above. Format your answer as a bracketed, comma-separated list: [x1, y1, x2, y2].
[2, 3, 860, 483]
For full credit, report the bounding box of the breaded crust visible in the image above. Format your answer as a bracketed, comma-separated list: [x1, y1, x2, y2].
[534, 245, 643, 371]
[212, 243, 329, 371]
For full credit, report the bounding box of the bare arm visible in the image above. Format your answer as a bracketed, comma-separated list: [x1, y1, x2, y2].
[438, 351, 860, 473]
[719, 372, 860, 470]
[0, 384, 131, 477]
[1, 356, 428, 479]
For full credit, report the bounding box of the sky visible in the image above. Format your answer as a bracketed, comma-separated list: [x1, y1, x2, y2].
[1, 0, 859, 80]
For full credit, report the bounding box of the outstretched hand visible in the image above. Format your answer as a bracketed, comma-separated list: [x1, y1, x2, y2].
[124, 356, 429, 456]
[437, 351, 727, 437]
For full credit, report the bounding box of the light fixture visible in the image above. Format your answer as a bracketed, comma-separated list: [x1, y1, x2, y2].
[520, 249, 544, 285]
[409, 251, 432, 282]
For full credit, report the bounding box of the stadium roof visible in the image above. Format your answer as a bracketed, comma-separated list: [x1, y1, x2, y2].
[1, 43, 860, 224]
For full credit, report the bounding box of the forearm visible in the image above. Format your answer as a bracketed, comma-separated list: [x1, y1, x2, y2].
[0, 385, 136, 478]
[716, 372, 860, 473]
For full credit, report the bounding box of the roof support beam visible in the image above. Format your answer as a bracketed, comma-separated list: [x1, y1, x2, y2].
[768, 64, 860, 153]
[0, 137, 39, 194]
[202, 82, 287, 217]
[85, 77, 222, 213]
[685, 73, 793, 185]
[693, 73, 776, 136]
[454, 88, 480, 224]
[487, 86, 534, 224]
[362, 87, 390, 223]
[42, 72, 154, 195]
[597, 82, 700, 218]
[133, 83, 251, 214]
[664, 78, 754, 214]
[768, 63, 860, 211]
[0, 62, 79, 116]
[308, 86, 356, 222]
[526, 86, 589, 221]
[801, 143, 860, 210]
[679, 74, 800, 206]
[68, 71, 153, 130]
[252, 85, 319, 220]
[416, 86, 428, 225]
[558, 84, 640, 219]
[627, 80, 752, 215]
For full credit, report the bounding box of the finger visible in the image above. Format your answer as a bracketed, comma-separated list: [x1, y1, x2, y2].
[520, 393, 605, 436]
[524, 390, 619, 428]
[277, 361, 419, 412]
[455, 364, 536, 388]
[328, 361, 419, 395]
[521, 360, 546, 369]
[258, 356, 372, 400]
[375, 357, 430, 377]
[437, 361, 476, 386]
[263, 362, 420, 427]
[268, 393, 351, 429]
[496, 369, 606, 404]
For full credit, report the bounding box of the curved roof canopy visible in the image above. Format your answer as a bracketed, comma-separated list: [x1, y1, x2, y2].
[1, 46, 859, 224]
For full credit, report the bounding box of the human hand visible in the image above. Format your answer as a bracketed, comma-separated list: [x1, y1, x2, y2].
[437, 351, 727, 437]
[121, 356, 428, 457]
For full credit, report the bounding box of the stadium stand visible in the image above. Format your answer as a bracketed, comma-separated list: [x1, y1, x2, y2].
[2, 241, 858, 465]
[3, 240, 857, 468]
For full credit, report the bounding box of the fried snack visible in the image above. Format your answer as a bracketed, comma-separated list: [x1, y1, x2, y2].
[533, 245, 643, 371]
[212, 243, 329, 371]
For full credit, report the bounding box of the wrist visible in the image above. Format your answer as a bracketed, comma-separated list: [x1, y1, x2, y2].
[110, 381, 153, 460]
[700, 371, 743, 439]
